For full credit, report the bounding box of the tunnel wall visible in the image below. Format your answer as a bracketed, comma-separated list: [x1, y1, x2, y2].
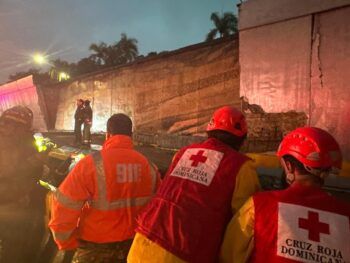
[52, 37, 240, 137]
[0, 75, 48, 131]
[239, 1, 350, 160]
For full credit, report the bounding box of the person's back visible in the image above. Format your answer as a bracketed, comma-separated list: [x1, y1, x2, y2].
[76, 136, 158, 242]
[49, 113, 160, 263]
[136, 137, 251, 262]
[0, 106, 44, 263]
[82, 100, 92, 146]
[220, 127, 350, 263]
[128, 106, 261, 263]
[251, 184, 350, 263]
[74, 99, 85, 145]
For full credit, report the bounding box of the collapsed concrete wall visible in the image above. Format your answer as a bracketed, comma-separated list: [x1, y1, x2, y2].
[239, 0, 350, 160]
[52, 37, 241, 136]
[40, 36, 307, 151]
[0, 75, 48, 131]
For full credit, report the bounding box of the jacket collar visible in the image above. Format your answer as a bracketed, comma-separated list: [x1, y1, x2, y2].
[103, 135, 133, 150]
[288, 182, 329, 197]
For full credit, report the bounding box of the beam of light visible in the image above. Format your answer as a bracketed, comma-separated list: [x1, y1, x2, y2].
[49, 46, 75, 57]
[1, 61, 33, 72]
[32, 53, 47, 65]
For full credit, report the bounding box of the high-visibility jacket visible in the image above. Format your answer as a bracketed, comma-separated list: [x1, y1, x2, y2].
[48, 135, 160, 250]
[220, 183, 350, 263]
[132, 138, 261, 263]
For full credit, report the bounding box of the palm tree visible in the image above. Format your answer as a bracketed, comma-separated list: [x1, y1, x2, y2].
[89, 42, 109, 66]
[206, 12, 238, 41]
[114, 33, 138, 64]
[89, 34, 138, 67]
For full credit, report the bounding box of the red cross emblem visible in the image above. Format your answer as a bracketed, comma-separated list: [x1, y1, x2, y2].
[298, 211, 330, 242]
[189, 150, 207, 167]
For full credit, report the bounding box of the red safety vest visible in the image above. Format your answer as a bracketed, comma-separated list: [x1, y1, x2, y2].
[136, 138, 249, 263]
[251, 183, 350, 263]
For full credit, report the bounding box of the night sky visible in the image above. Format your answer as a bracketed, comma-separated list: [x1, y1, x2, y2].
[0, 0, 240, 83]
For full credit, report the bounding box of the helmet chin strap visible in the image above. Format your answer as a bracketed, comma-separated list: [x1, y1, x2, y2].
[280, 158, 295, 185]
[286, 172, 295, 185]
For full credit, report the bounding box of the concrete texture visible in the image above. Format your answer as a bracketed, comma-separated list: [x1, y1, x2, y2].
[310, 6, 350, 160]
[239, 0, 350, 30]
[38, 36, 307, 153]
[240, 16, 312, 115]
[239, 1, 350, 160]
[45, 37, 240, 136]
[0, 76, 48, 131]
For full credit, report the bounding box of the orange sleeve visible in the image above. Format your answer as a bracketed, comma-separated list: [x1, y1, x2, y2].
[48, 155, 95, 250]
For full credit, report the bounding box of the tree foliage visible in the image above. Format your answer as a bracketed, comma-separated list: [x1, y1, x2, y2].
[8, 33, 139, 82]
[89, 33, 138, 67]
[206, 12, 238, 41]
[8, 68, 50, 83]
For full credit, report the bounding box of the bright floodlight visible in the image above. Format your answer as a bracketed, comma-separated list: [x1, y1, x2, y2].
[32, 53, 47, 65]
[58, 72, 70, 81]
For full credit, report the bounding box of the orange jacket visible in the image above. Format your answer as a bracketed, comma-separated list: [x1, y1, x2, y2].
[48, 135, 160, 250]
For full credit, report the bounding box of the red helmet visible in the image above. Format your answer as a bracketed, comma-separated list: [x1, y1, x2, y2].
[277, 127, 342, 170]
[206, 106, 247, 137]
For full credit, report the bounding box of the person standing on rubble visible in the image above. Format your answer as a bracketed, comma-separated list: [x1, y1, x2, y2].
[128, 106, 261, 263]
[82, 99, 93, 147]
[220, 127, 350, 263]
[49, 113, 161, 263]
[0, 106, 45, 262]
[74, 99, 85, 146]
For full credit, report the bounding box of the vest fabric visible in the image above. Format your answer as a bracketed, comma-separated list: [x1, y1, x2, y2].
[136, 138, 249, 263]
[251, 183, 350, 263]
[49, 135, 159, 249]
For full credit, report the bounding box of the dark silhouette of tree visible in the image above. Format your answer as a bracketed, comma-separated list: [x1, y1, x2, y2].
[8, 68, 50, 82]
[115, 33, 138, 64]
[9, 68, 39, 81]
[7, 34, 139, 82]
[75, 57, 101, 75]
[89, 33, 138, 67]
[206, 12, 238, 41]
[89, 42, 109, 66]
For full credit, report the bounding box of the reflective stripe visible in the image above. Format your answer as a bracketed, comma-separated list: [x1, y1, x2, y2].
[100, 196, 151, 210]
[51, 229, 74, 241]
[91, 152, 109, 209]
[54, 189, 84, 210]
[148, 161, 158, 194]
[91, 152, 154, 211]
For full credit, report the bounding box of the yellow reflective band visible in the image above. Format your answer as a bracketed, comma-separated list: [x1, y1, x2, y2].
[51, 229, 74, 241]
[91, 152, 109, 209]
[54, 189, 84, 210]
[91, 152, 153, 211]
[93, 196, 151, 210]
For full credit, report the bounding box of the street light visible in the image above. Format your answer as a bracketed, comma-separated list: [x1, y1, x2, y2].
[32, 53, 47, 65]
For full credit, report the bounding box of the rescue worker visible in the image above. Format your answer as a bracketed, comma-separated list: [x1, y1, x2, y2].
[74, 99, 85, 146]
[0, 106, 45, 263]
[49, 113, 161, 263]
[220, 127, 350, 263]
[128, 106, 261, 263]
[82, 99, 92, 147]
